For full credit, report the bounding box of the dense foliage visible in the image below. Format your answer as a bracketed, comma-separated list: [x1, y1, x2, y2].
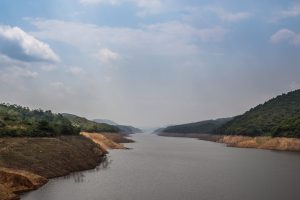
[161, 118, 232, 134]
[62, 113, 120, 133]
[0, 104, 80, 137]
[216, 89, 300, 137]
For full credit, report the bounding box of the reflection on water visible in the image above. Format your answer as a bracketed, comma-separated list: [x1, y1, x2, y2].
[96, 155, 113, 171]
[63, 156, 112, 183]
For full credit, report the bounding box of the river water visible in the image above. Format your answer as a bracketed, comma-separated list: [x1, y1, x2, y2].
[22, 133, 300, 200]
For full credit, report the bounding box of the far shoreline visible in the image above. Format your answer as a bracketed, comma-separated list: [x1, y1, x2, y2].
[158, 133, 300, 152]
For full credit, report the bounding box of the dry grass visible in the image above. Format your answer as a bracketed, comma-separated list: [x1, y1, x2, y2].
[159, 133, 300, 151]
[81, 132, 124, 150]
[0, 136, 107, 200]
[0, 136, 106, 178]
[218, 136, 300, 151]
[101, 133, 135, 144]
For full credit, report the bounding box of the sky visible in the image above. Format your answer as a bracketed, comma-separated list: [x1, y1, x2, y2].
[0, 0, 300, 128]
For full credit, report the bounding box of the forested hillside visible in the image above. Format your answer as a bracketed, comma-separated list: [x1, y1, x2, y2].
[217, 90, 300, 137]
[62, 113, 119, 133]
[0, 104, 79, 137]
[159, 118, 232, 134]
[93, 119, 142, 134]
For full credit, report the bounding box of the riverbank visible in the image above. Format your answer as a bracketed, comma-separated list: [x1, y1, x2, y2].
[158, 133, 300, 151]
[0, 133, 132, 200]
[81, 132, 130, 150]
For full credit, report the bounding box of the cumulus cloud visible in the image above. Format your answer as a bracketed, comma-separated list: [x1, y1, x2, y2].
[270, 29, 300, 46]
[96, 48, 120, 63]
[0, 25, 60, 63]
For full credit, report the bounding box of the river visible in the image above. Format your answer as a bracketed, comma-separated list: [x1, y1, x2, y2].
[22, 133, 300, 200]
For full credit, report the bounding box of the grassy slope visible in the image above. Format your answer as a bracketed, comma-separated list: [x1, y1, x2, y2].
[0, 135, 107, 200]
[0, 136, 105, 178]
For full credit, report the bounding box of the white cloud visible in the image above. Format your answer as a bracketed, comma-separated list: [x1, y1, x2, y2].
[144, 21, 227, 42]
[29, 19, 227, 60]
[41, 64, 58, 71]
[49, 81, 73, 94]
[135, 0, 162, 17]
[68, 67, 84, 75]
[0, 66, 38, 82]
[0, 25, 60, 63]
[96, 48, 120, 63]
[79, 0, 162, 16]
[79, 0, 120, 5]
[206, 7, 251, 22]
[0, 54, 39, 81]
[270, 29, 300, 46]
[279, 4, 300, 19]
[270, 29, 295, 43]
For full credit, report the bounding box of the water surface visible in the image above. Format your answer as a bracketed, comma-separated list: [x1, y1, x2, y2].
[22, 134, 300, 200]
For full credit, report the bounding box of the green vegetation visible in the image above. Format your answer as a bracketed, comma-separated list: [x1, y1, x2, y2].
[115, 125, 142, 134]
[93, 119, 142, 134]
[160, 118, 232, 134]
[0, 104, 79, 137]
[217, 89, 300, 137]
[158, 89, 300, 138]
[62, 113, 120, 133]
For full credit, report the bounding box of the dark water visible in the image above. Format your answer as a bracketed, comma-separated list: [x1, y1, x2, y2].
[22, 134, 300, 200]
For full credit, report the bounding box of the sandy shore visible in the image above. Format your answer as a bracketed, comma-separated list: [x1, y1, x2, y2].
[158, 133, 300, 151]
[81, 132, 125, 150]
[219, 135, 300, 151]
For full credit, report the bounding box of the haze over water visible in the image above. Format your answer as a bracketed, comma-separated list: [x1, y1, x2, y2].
[22, 134, 300, 200]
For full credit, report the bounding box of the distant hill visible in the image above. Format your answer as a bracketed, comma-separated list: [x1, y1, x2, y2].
[93, 119, 118, 126]
[153, 127, 165, 134]
[0, 104, 79, 137]
[157, 89, 300, 138]
[217, 89, 300, 138]
[117, 125, 142, 134]
[157, 118, 232, 134]
[93, 119, 142, 134]
[62, 114, 119, 133]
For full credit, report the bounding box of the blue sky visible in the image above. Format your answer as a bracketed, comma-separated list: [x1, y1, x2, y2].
[0, 0, 300, 127]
